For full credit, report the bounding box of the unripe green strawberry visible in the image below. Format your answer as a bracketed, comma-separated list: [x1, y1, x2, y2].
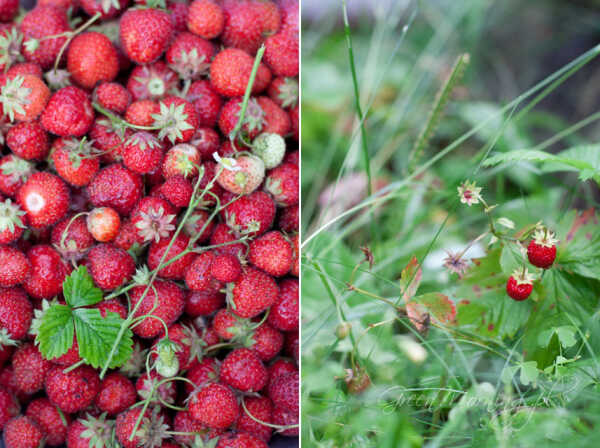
[252, 132, 286, 169]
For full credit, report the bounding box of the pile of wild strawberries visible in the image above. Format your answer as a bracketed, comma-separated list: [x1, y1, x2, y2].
[0, 0, 299, 446]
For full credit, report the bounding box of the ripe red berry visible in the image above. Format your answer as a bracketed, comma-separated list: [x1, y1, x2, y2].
[13, 342, 52, 394]
[189, 382, 239, 429]
[94, 82, 131, 114]
[120, 8, 173, 64]
[231, 267, 278, 318]
[0, 286, 32, 340]
[122, 131, 164, 174]
[51, 137, 100, 187]
[67, 32, 119, 89]
[50, 214, 94, 261]
[248, 231, 293, 277]
[187, 80, 223, 127]
[0, 245, 30, 288]
[20, 5, 71, 69]
[236, 395, 273, 442]
[115, 407, 170, 448]
[6, 121, 49, 160]
[263, 31, 299, 77]
[148, 233, 196, 280]
[22, 244, 70, 299]
[0, 387, 19, 431]
[25, 397, 70, 446]
[187, 0, 225, 39]
[45, 365, 100, 413]
[17, 172, 69, 228]
[87, 164, 143, 215]
[3, 415, 43, 448]
[210, 48, 271, 98]
[216, 432, 268, 448]
[131, 196, 177, 243]
[506, 268, 535, 301]
[126, 61, 178, 102]
[40, 86, 94, 137]
[87, 244, 135, 290]
[210, 253, 242, 283]
[130, 280, 185, 339]
[166, 32, 214, 80]
[527, 229, 558, 269]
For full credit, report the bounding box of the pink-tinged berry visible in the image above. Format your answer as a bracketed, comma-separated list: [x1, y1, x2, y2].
[189, 382, 239, 429]
[17, 172, 69, 228]
[527, 229, 558, 269]
[87, 207, 121, 242]
[126, 61, 178, 102]
[216, 154, 265, 195]
[506, 268, 535, 301]
[252, 132, 286, 169]
[87, 244, 135, 290]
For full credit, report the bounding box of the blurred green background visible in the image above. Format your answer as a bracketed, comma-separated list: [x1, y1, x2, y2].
[301, 0, 600, 447]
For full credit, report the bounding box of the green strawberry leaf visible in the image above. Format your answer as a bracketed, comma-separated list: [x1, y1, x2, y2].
[519, 361, 539, 386]
[499, 241, 525, 275]
[73, 308, 133, 369]
[36, 305, 74, 360]
[63, 266, 103, 308]
[556, 209, 600, 281]
[538, 326, 577, 349]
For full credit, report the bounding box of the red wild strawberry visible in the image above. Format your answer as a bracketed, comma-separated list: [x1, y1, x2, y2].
[148, 233, 196, 279]
[67, 32, 119, 89]
[230, 267, 278, 318]
[166, 32, 214, 80]
[22, 245, 70, 299]
[221, 190, 276, 237]
[0, 0, 17, 22]
[220, 347, 267, 392]
[162, 143, 201, 178]
[125, 99, 161, 127]
[20, 5, 71, 69]
[184, 356, 218, 394]
[25, 398, 70, 446]
[250, 323, 284, 361]
[278, 0, 299, 36]
[268, 359, 297, 385]
[123, 131, 164, 174]
[87, 244, 135, 290]
[173, 410, 210, 446]
[87, 164, 143, 215]
[248, 230, 292, 277]
[285, 330, 298, 363]
[120, 7, 173, 64]
[209, 48, 271, 97]
[17, 172, 69, 228]
[0, 245, 30, 287]
[527, 229, 558, 269]
[95, 297, 128, 319]
[0, 155, 33, 197]
[212, 308, 245, 340]
[135, 370, 177, 404]
[255, 0, 281, 34]
[130, 280, 185, 338]
[6, 62, 43, 79]
[211, 252, 242, 283]
[257, 96, 291, 136]
[219, 97, 265, 140]
[187, 0, 225, 39]
[0, 74, 50, 122]
[187, 80, 223, 127]
[87, 207, 121, 242]
[265, 162, 299, 206]
[190, 126, 221, 159]
[185, 288, 225, 317]
[209, 225, 244, 259]
[221, 0, 263, 54]
[263, 31, 298, 77]
[95, 373, 137, 416]
[268, 370, 298, 413]
[94, 82, 131, 114]
[50, 214, 94, 261]
[3, 416, 43, 448]
[189, 382, 239, 429]
[41, 86, 94, 137]
[0, 287, 32, 341]
[236, 395, 273, 442]
[272, 405, 298, 436]
[0, 387, 19, 430]
[126, 61, 178, 101]
[506, 268, 535, 301]
[279, 204, 299, 233]
[216, 154, 265, 195]
[13, 343, 52, 394]
[113, 219, 138, 252]
[79, 0, 128, 20]
[268, 76, 298, 108]
[155, 95, 199, 144]
[51, 137, 100, 187]
[65, 414, 114, 448]
[159, 175, 193, 207]
[131, 196, 177, 243]
[269, 278, 298, 331]
[289, 104, 298, 140]
[216, 432, 268, 448]
[151, 323, 201, 370]
[88, 119, 131, 164]
[50, 336, 81, 367]
[184, 250, 217, 292]
[115, 407, 170, 448]
[45, 365, 100, 413]
[169, 0, 190, 31]
[6, 121, 49, 160]
[0, 198, 26, 244]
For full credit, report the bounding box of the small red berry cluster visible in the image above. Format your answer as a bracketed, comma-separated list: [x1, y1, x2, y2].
[0, 0, 299, 447]
[506, 229, 558, 301]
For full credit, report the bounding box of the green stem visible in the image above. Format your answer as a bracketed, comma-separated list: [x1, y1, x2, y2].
[229, 45, 265, 142]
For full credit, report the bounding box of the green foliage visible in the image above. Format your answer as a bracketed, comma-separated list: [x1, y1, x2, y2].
[36, 266, 133, 368]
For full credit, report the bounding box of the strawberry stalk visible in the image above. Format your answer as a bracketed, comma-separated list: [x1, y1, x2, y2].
[229, 44, 265, 143]
[241, 397, 299, 432]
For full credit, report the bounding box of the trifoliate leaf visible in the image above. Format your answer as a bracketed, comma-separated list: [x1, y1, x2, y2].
[519, 361, 539, 386]
[36, 305, 74, 360]
[73, 308, 133, 369]
[63, 265, 103, 308]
